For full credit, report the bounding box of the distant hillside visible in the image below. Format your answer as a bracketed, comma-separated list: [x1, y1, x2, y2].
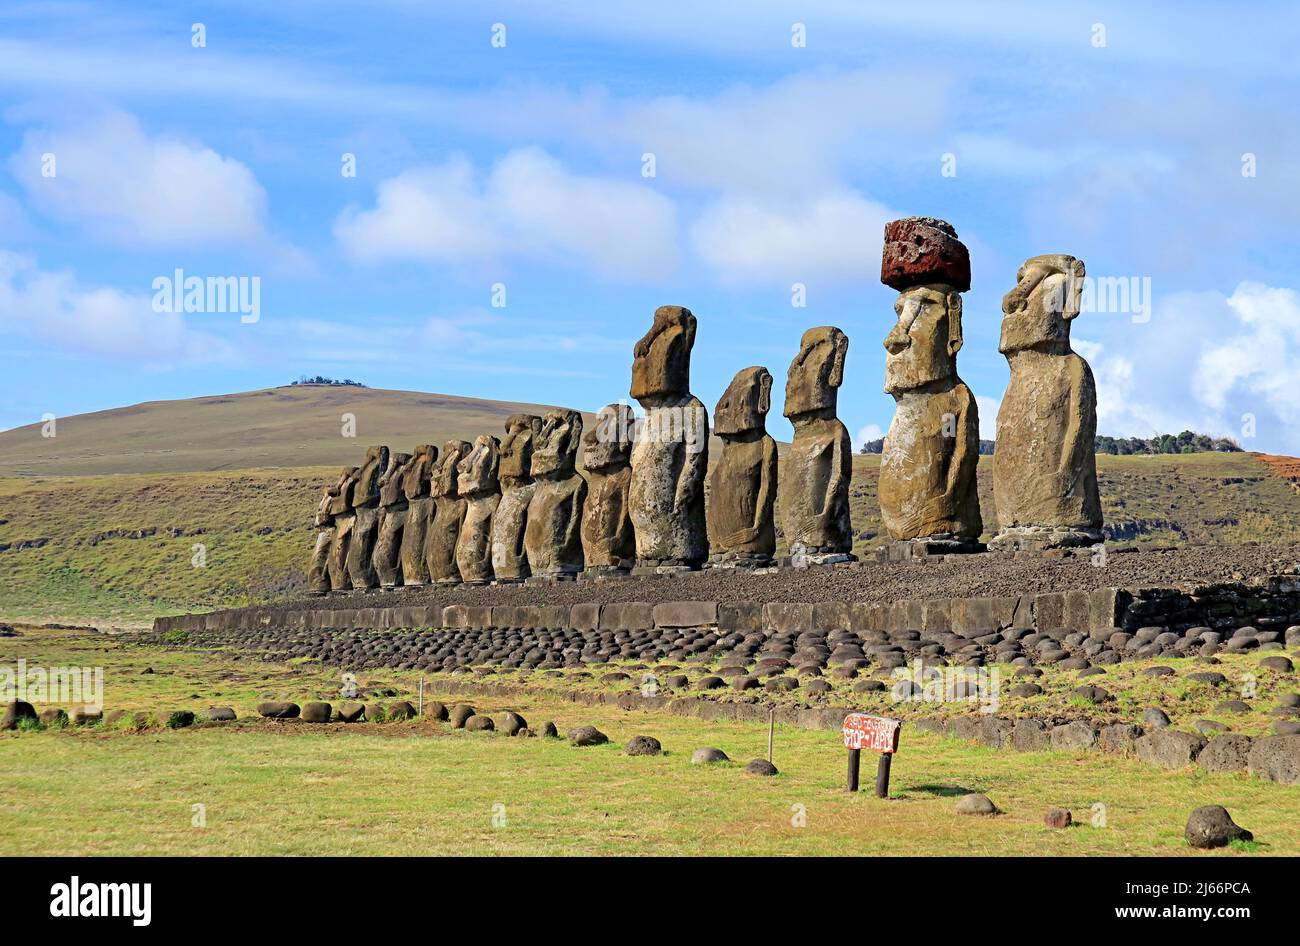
[0, 386, 586, 476]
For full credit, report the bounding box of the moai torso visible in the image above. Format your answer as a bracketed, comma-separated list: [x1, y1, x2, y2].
[326, 466, 358, 590]
[427, 440, 471, 584]
[309, 469, 350, 593]
[373, 451, 411, 587]
[878, 218, 982, 546]
[782, 328, 853, 558]
[628, 305, 709, 567]
[455, 435, 501, 584]
[992, 255, 1102, 547]
[581, 403, 636, 571]
[525, 410, 587, 578]
[345, 445, 389, 588]
[399, 444, 437, 584]
[880, 379, 982, 540]
[707, 366, 778, 562]
[491, 414, 541, 581]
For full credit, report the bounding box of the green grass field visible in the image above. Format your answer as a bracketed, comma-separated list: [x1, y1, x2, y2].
[1, 626, 1296, 855]
[0, 628, 1294, 857]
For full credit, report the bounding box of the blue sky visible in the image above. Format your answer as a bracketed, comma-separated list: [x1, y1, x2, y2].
[2, 1, 1299, 451]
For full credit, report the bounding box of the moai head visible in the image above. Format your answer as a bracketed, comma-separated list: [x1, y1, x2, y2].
[378, 452, 412, 507]
[456, 435, 500, 498]
[999, 254, 1086, 355]
[316, 468, 351, 525]
[883, 285, 963, 394]
[784, 327, 848, 419]
[328, 466, 359, 517]
[531, 409, 583, 478]
[582, 402, 634, 472]
[499, 414, 542, 483]
[401, 444, 437, 501]
[715, 366, 772, 436]
[630, 305, 696, 402]
[880, 216, 971, 395]
[432, 440, 471, 500]
[350, 445, 389, 507]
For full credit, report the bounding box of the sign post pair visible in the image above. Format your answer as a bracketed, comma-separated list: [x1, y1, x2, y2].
[842, 713, 901, 798]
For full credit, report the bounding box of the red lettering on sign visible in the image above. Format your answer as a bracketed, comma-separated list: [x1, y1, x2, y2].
[842, 713, 901, 753]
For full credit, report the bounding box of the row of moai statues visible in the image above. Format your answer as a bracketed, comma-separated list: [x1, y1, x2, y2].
[878, 216, 1101, 555]
[308, 214, 1103, 590]
[307, 305, 854, 591]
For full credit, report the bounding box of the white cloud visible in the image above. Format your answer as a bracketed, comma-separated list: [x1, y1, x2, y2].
[8, 109, 270, 246]
[604, 69, 948, 197]
[334, 148, 679, 281]
[690, 192, 893, 286]
[1193, 283, 1300, 426]
[0, 251, 238, 364]
[854, 423, 883, 449]
[332, 158, 500, 264]
[267, 308, 624, 376]
[1073, 282, 1300, 452]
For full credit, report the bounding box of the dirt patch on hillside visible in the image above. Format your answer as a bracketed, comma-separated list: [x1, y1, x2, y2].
[1256, 453, 1300, 494]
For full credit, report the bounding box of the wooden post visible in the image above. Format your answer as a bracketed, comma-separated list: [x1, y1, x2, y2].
[418, 677, 424, 716]
[875, 753, 892, 798]
[846, 748, 861, 792]
[767, 708, 775, 763]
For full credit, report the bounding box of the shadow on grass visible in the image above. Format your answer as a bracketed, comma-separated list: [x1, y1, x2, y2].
[905, 783, 979, 797]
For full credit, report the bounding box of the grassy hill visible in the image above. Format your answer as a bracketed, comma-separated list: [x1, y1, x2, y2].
[0, 385, 584, 476]
[2, 386, 1300, 625]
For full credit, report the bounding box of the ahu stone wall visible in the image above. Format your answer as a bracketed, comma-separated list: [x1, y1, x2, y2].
[153, 575, 1300, 638]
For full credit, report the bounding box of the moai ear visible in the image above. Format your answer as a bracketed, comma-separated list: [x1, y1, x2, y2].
[828, 332, 848, 387]
[567, 411, 583, 456]
[682, 312, 697, 350]
[757, 369, 773, 414]
[946, 291, 964, 356]
[1062, 257, 1086, 321]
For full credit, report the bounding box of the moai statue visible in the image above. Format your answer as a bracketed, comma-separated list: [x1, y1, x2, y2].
[628, 305, 709, 571]
[991, 254, 1103, 550]
[525, 409, 587, 580]
[308, 469, 352, 594]
[708, 366, 778, 567]
[426, 440, 472, 585]
[326, 466, 358, 591]
[581, 403, 636, 576]
[345, 445, 389, 588]
[491, 414, 543, 582]
[878, 217, 982, 556]
[372, 451, 412, 588]
[783, 329, 854, 565]
[455, 435, 501, 585]
[398, 443, 437, 585]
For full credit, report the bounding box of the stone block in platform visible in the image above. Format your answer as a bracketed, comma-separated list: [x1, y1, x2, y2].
[570, 602, 601, 630]
[811, 601, 850, 630]
[762, 602, 814, 632]
[719, 601, 762, 632]
[599, 601, 653, 631]
[652, 601, 719, 629]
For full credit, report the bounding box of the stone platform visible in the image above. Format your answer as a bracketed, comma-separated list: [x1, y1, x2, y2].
[154, 573, 1300, 639]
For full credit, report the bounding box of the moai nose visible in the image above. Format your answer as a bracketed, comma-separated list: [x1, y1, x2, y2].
[884, 323, 912, 355]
